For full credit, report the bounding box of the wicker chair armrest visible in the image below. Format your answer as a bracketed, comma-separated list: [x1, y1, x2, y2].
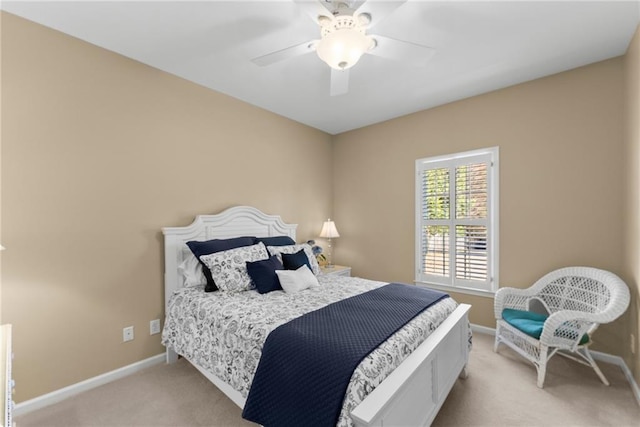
[540, 310, 597, 348]
[494, 286, 538, 319]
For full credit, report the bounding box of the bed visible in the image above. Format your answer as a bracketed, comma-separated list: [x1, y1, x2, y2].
[162, 206, 470, 426]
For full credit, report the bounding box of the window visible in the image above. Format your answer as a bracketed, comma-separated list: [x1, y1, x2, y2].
[415, 147, 499, 295]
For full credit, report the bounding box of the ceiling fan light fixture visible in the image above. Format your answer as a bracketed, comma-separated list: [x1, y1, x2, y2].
[316, 28, 371, 70]
[315, 14, 372, 70]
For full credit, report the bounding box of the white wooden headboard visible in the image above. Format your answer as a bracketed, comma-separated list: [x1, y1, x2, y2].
[162, 206, 297, 311]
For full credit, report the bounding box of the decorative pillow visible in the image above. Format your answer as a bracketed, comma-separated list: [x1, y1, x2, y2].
[267, 244, 320, 275]
[187, 236, 255, 292]
[255, 236, 296, 247]
[276, 265, 319, 294]
[281, 249, 311, 271]
[199, 242, 269, 293]
[246, 256, 284, 294]
[178, 252, 207, 287]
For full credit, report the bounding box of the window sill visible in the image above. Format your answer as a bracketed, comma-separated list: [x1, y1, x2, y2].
[414, 281, 496, 298]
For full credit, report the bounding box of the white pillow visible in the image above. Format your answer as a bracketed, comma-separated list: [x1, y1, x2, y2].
[276, 265, 319, 294]
[199, 242, 268, 293]
[178, 253, 207, 287]
[267, 244, 320, 275]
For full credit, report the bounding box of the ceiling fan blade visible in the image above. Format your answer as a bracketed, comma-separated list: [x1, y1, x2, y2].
[368, 35, 436, 67]
[292, 0, 334, 23]
[251, 40, 317, 67]
[330, 68, 349, 97]
[355, 0, 408, 29]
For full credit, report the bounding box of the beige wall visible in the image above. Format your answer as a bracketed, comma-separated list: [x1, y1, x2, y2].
[623, 23, 640, 384]
[0, 13, 333, 402]
[333, 58, 627, 355]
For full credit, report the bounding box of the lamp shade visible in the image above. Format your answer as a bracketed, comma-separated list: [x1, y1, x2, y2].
[319, 220, 340, 239]
[0, 245, 4, 251]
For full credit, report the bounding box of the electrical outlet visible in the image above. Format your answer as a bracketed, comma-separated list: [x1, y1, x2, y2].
[123, 326, 134, 342]
[150, 319, 161, 335]
[631, 334, 636, 355]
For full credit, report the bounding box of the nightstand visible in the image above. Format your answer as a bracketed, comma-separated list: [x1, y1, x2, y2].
[320, 265, 351, 277]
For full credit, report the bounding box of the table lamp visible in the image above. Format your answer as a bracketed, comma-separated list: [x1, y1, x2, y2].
[319, 219, 340, 268]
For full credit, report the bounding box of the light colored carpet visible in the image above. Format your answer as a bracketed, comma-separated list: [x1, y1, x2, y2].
[16, 333, 640, 426]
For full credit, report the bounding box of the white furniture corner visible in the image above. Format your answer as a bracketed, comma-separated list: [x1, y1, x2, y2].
[320, 265, 351, 277]
[1, 324, 14, 427]
[163, 205, 470, 427]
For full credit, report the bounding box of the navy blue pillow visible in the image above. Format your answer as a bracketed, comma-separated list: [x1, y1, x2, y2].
[186, 236, 256, 292]
[255, 236, 296, 247]
[246, 256, 284, 294]
[282, 249, 311, 271]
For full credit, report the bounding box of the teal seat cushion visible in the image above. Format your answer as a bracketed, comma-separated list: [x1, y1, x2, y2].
[502, 308, 589, 345]
[502, 308, 548, 339]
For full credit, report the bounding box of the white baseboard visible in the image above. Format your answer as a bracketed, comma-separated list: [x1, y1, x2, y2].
[471, 323, 640, 407]
[590, 349, 640, 407]
[14, 353, 164, 417]
[470, 323, 496, 336]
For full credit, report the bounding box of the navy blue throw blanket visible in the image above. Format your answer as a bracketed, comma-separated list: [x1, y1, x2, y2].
[242, 283, 449, 427]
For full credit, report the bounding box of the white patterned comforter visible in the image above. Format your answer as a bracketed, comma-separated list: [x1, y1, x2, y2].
[162, 275, 459, 427]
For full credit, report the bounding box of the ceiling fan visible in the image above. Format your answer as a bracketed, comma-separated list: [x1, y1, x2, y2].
[251, 0, 436, 96]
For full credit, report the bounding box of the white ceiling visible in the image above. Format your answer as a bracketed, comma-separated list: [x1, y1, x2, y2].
[2, 1, 639, 134]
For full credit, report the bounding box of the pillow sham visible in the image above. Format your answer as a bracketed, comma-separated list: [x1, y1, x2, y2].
[246, 255, 284, 294]
[178, 252, 207, 287]
[199, 242, 269, 293]
[255, 236, 296, 247]
[276, 265, 319, 294]
[186, 236, 255, 292]
[281, 249, 311, 271]
[267, 244, 320, 275]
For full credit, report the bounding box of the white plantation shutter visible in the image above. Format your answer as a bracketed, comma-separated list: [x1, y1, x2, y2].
[416, 148, 499, 294]
[420, 167, 450, 278]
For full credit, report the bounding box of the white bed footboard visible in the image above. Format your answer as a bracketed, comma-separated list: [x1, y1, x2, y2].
[351, 303, 470, 427]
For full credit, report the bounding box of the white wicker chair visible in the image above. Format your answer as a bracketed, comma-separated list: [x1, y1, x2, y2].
[494, 267, 630, 388]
